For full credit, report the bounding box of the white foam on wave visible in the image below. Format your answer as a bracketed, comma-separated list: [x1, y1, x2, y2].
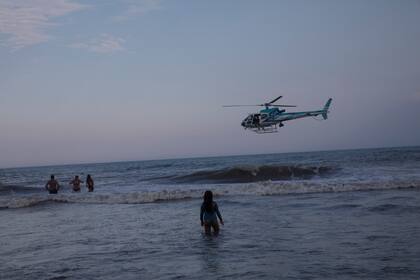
[1, 179, 420, 209]
[232, 179, 420, 196]
[0, 189, 206, 209]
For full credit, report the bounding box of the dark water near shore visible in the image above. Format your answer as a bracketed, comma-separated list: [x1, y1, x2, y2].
[1, 147, 420, 279]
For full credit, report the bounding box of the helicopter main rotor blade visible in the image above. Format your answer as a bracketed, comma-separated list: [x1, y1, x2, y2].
[268, 96, 282, 104]
[223, 103, 296, 108]
[270, 104, 297, 107]
[222, 104, 263, 107]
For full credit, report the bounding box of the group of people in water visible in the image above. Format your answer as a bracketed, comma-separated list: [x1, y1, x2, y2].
[45, 174, 94, 194]
[46, 175, 223, 234]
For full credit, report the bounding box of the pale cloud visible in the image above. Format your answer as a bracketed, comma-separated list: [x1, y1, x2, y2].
[69, 34, 125, 53]
[113, 0, 161, 21]
[0, 0, 85, 50]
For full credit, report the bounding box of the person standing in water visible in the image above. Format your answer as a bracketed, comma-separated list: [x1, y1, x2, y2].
[69, 175, 83, 192]
[200, 190, 224, 235]
[86, 174, 94, 192]
[45, 175, 60, 194]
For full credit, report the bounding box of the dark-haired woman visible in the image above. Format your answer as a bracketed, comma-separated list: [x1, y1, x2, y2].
[200, 190, 224, 235]
[86, 174, 94, 192]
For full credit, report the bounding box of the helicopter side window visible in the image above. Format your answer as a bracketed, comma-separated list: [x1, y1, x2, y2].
[252, 114, 260, 125]
[261, 113, 268, 121]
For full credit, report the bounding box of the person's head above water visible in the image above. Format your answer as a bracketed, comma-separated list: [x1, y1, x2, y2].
[50, 175, 54, 180]
[75, 175, 79, 179]
[204, 190, 213, 202]
[203, 190, 214, 211]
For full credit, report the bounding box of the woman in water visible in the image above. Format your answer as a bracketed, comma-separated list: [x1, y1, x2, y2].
[69, 175, 82, 192]
[200, 190, 224, 235]
[86, 174, 94, 192]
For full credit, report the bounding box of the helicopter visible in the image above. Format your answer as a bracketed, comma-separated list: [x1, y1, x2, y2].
[223, 96, 332, 133]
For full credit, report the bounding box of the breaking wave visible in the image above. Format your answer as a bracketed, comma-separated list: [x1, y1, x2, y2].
[2, 179, 420, 209]
[0, 184, 42, 195]
[168, 165, 336, 183]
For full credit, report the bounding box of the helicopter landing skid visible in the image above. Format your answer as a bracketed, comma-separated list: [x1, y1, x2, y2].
[251, 126, 278, 134]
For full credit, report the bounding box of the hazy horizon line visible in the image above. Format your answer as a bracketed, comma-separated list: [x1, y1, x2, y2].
[1, 144, 418, 170]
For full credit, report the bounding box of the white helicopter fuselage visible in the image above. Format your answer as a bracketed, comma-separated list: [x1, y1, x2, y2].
[241, 98, 332, 133]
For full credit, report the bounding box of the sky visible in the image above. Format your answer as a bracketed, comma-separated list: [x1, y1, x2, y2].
[1, 0, 420, 168]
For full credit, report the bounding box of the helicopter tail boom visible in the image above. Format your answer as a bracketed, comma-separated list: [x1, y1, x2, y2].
[322, 98, 332, 120]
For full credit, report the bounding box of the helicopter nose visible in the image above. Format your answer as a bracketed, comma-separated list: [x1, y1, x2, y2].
[241, 121, 246, 127]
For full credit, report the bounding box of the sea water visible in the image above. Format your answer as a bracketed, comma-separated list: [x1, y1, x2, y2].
[1, 147, 420, 279]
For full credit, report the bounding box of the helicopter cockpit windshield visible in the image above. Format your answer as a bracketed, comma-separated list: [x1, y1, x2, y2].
[242, 114, 260, 127]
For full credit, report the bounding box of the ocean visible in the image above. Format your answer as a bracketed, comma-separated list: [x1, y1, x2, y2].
[1, 146, 420, 279]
